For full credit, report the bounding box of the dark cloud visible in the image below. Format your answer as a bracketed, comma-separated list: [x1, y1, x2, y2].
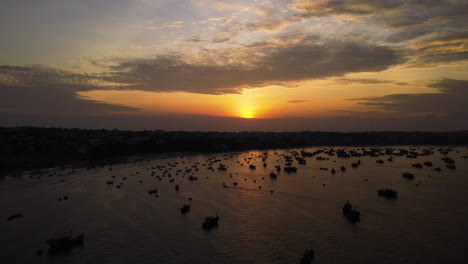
[211, 38, 230, 43]
[0, 65, 93, 91]
[0, 65, 137, 114]
[334, 78, 408, 86]
[103, 41, 401, 94]
[292, 0, 466, 26]
[186, 38, 203, 43]
[290, 0, 468, 67]
[350, 79, 468, 115]
[1, 40, 401, 96]
[408, 52, 468, 67]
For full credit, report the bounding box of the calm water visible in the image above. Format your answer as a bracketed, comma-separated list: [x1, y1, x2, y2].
[1, 147, 468, 264]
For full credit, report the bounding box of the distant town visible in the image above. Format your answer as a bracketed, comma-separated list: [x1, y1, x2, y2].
[1, 127, 468, 176]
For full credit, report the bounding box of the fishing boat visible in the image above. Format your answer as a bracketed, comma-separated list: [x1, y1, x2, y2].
[47, 233, 84, 254]
[202, 215, 219, 229]
[342, 201, 360, 222]
[284, 166, 297, 173]
[180, 204, 191, 214]
[402, 172, 414, 180]
[301, 248, 314, 264]
[377, 188, 398, 198]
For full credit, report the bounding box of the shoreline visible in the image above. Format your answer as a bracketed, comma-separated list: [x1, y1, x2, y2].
[1, 126, 468, 177]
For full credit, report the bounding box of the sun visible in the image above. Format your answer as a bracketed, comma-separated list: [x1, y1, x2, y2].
[240, 109, 255, 119]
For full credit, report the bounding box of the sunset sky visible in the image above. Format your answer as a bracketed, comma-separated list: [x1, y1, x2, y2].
[1, 0, 467, 131]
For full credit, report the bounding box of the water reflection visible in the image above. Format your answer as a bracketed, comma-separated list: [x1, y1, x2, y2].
[0, 147, 467, 263]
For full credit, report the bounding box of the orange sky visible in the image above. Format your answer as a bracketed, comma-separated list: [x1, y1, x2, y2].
[1, 0, 467, 130]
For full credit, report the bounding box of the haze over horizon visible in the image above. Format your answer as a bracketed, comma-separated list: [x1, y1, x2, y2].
[1, 0, 467, 131]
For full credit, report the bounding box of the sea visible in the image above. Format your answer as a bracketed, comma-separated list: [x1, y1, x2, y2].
[1, 146, 467, 264]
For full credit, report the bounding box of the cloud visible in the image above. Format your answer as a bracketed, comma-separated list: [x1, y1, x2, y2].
[287, 100, 310, 103]
[162, 21, 184, 29]
[191, 0, 247, 11]
[102, 40, 401, 94]
[350, 79, 468, 115]
[290, 0, 467, 26]
[0, 38, 402, 99]
[245, 16, 295, 33]
[211, 38, 230, 43]
[334, 78, 409, 86]
[0, 65, 137, 114]
[186, 37, 203, 43]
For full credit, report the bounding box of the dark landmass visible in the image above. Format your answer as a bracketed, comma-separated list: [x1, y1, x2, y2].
[1, 126, 468, 176]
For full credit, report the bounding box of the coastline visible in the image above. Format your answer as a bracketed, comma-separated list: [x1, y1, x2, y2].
[2, 126, 468, 177]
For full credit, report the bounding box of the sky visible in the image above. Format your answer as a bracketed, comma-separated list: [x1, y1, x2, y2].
[0, 0, 467, 131]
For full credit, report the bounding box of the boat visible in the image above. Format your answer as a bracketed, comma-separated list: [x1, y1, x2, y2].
[180, 204, 191, 214]
[7, 213, 23, 221]
[446, 164, 456, 169]
[148, 188, 158, 194]
[342, 201, 360, 222]
[377, 188, 398, 198]
[202, 215, 219, 229]
[342, 201, 352, 215]
[402, 172, 414, 180]
[423, 161, 433, 166]
[284, 166, 297, 173]
[301, 248, 314, 264]
[346, 209, 360, 222]
[47, 233, 84, 254]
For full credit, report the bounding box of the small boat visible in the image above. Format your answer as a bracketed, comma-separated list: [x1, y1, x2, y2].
[180, 204, 191, 214]
[202, 215, 219, 229]
[342, 200, 352, 215]
[7, 213, 23, 221]
[148, 188, 158, 194]
[284, 166, 297, 173]
[446, 164, 456, 169]
[301, 248, 314, 264]
[342, 201, 360, 222]
[346, 209, 360, 222]
[377, 188, 398, 198]
[47, 233, 84, 254]
[402, 172, 414, 180]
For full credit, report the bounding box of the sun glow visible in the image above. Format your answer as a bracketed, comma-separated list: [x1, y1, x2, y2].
[239, 108, 256, 119]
